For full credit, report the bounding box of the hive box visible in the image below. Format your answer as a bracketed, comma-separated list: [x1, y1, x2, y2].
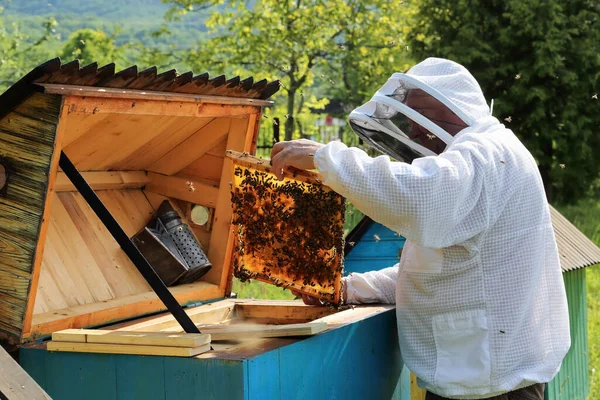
[0, 59, 404, 399]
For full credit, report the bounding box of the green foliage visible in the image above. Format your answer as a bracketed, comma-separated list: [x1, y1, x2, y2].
[407, 0, 600, 204]
[0, 4, 58, 90]
[167, 0, 414, 141]
[59, 28, 126, 68]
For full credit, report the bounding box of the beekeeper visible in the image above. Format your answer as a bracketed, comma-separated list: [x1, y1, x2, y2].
[270, 58, 570, 400]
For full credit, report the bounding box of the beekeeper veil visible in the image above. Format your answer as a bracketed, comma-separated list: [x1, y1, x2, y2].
[348, 58, 493, 162]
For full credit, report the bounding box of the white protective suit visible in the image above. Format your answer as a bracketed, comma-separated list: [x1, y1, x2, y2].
[313, 58, 570, 398]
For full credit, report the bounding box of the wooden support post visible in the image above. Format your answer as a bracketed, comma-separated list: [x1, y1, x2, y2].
[0, 345, 52, 399]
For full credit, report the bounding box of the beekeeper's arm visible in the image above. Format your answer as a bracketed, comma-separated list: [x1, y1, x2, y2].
[343, 265, 398, 304]
[314, 141, 490, 249]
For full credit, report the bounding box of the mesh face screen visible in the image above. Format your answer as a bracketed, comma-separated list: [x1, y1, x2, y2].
[230, 162, 345, 304]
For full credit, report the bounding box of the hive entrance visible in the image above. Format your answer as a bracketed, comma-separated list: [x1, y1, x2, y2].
[227, 151, 345, 304]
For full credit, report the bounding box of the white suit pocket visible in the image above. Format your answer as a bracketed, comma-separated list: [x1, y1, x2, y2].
[432, 310, 491, 389]
[401, 241, 443, 274]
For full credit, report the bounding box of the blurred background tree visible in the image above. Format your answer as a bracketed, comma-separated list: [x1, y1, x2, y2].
[407, 0, 600, 204]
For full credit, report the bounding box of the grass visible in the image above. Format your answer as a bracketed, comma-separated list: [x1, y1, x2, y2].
[555, 198, 600, 399]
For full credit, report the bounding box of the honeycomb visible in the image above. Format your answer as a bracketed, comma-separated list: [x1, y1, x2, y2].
[228, 152, 345, 305]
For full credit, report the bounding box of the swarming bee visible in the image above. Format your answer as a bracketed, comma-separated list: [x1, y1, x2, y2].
[228, 151, 345, 305]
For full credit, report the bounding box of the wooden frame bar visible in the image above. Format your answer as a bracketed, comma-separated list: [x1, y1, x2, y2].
[145, 172, 219, 208]
[54, 171, 149, 192]
[40, 84, 274, 107]
[63, 96, 262, 118]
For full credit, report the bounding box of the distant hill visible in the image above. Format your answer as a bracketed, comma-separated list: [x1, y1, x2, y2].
[2, 0, 212, 49]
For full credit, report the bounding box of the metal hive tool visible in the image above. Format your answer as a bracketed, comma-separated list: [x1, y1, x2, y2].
[227, 151, 346, 305]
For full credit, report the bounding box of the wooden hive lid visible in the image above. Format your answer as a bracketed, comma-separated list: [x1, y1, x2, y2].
[0, 59, 279, 344]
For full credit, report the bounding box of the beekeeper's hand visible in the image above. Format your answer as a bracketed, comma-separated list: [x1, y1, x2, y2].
[291, 280, 348, 306]
[270, 139, 324, 181]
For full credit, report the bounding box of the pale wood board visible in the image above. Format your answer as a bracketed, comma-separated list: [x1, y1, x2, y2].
[145, 172, 219, 208]
[205, 116, 254, 287]
[31, 189, 156, 316]
[27, 282, 222, 340]
[110, 299, 236, 332]
[114, 117, 214, 170]
[148, 117, 231, 175]
[47, 341, 211, 357]
[42, 84, 274, 107]
[166, 321, 327, 340]
[63, 96, 261, 118]
[52, 329, 211, 348]
[54, 171, 149, 192]
[0, 345, 52, 399]
[179, 153, 224, 184]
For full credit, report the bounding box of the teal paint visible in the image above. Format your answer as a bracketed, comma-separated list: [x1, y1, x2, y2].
[44, 351, 117, 400]
[546, 268, 589, 400]
[345, 222, 405, 275]
[19, 308, 401, 400]
[163, 357, 246, 399]
[18, 344, 46, 388]
[116, 355, 165, 400]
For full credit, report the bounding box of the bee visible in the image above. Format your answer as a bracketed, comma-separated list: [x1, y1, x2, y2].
[515, 74, 521, 80]
[504, 116, 512, 123]
[593, 94, 598, 100]
[374, 234, 381, 242]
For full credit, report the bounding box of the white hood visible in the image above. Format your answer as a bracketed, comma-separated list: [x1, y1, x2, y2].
[348, 57, 495, 162]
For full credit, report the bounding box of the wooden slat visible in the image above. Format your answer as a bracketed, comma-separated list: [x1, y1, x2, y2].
[110, 300, 237, 332]
[54, 171, 149, 191]
[235, 302, 335, 321]
[145, 172, 219, 208]
[53, 329, 211, 348]
[179, 153, 224, 184]
[113, 116, 213, 171]
[63, 114, 177, 171]
[27, 282, 222, 340]
[40, 85, 274, 106]
[148, 118, 231, 175]
[59, 112, 112, 148]
[177, 322, 327, 340]
[226, 150, 325, 186]
[47, 341, 211, 357]
[63, 96, 261, 118]
[0, 345, 52, 399]
[204, 117, 254, 287]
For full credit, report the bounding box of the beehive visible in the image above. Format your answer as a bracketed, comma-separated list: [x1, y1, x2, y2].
[3, 58, 405, 400]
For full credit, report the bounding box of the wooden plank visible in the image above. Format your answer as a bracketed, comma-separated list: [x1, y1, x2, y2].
[47, 341, 211, 357]
[54, 171, 149, 191]
[235, 302, 335, 321]
[179, 153, 224, 184]
[226, 150, 324, 185]
[205, 117, 253, 286]
[110, 300, 236, 333]
[113, 117, 213, 171]
[65, 191, 151, 297]
[174, 321, 327, 340]
[66, 115, 187, 171]
[63, 96, 262, 118]
[148, 118, 231, 175]
[0, 345, 52, 400]
[27, 282, 222, 341]
[145, 172, 219, 208]
[52, 329, 211, 348]
[410, 372, 427, 400]
[60, 112, 111, 148]
[42, 83, 274, 107]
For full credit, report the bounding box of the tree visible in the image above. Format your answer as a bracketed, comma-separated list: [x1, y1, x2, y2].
[166, 0, 414, 141]
[0, 4, 57, 90]
[59, 28, 126, 68]
[407, 0, 600, 204]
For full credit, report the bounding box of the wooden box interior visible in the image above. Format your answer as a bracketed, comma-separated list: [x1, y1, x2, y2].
[24, 90, 266, 341]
